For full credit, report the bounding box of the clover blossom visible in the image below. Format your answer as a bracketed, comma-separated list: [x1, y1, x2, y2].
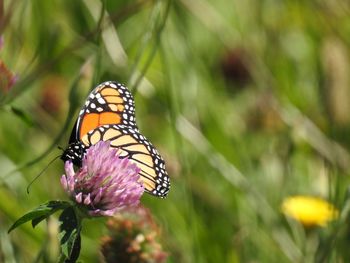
[0, 60, 17, 92]
[0, 36, 17, 93]
[100, 205, 168, 263]
[61, 141, 144, 216]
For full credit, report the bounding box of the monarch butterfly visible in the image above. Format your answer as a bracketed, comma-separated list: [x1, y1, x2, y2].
[61, 81, 170, 198]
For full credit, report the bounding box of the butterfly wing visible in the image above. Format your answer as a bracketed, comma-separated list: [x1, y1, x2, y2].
[81, 124, 170, 197]
[70, 81, 138, 144]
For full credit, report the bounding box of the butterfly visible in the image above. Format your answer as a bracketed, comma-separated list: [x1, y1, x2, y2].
[61, 81, 170, 198]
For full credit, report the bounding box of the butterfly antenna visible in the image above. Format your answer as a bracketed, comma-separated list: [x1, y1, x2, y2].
[26, 154, 62, 194]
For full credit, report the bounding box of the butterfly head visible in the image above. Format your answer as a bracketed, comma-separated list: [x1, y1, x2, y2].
[61, 142, 86, 167]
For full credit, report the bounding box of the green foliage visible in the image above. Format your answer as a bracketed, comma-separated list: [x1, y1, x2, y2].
[58, 207, 81, 262]
[8, 201, 71, 233]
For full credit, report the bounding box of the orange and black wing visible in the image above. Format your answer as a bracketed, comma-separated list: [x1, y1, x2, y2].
[70, 81, 137, 144]
[81, 124, 170, 197]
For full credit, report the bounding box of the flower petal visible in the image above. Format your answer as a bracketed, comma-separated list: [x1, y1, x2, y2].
[75, 192, 83, 203]
[60, 141, 144, 217]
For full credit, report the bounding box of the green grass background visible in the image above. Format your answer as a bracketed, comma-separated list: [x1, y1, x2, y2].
[1, 0, 350, 262]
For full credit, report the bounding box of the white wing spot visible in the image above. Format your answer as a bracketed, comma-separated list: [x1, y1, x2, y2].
[97, 98, 106, 104]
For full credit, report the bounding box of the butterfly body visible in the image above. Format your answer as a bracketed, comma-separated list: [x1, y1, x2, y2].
[61, 81, 170, 198]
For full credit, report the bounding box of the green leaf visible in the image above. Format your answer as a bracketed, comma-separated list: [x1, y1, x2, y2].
[31, 215, 49, 228]
[59, 207, 81, 262]
[65, 233, 81, 263]
[8, 201, 71, 233]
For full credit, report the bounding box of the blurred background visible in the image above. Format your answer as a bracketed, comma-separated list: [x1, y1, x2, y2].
[1, 0, 350, 262]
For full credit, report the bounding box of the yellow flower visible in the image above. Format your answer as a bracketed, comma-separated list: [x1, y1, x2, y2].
[281, 196, 339, 227]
